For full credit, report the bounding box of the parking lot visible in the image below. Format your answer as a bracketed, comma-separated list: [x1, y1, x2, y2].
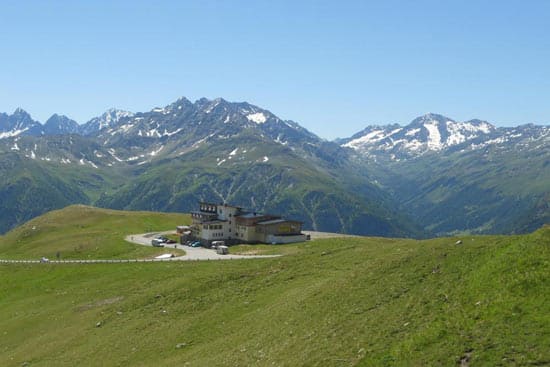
[125, 232, 280, 261]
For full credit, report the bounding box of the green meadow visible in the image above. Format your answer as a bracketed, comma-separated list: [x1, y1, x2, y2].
[0, 207, 548, 366]
[0, 205, 188, 260]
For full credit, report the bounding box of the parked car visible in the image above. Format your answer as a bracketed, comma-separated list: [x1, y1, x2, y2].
[216, 245, 229, 255]
[151, 238, 165, 247]
[211, 240, 225, 249]
[155, 236, 169, 243]
[190, 241, 202, 248]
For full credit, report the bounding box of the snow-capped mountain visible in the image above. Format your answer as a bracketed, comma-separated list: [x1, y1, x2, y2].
[79, 108, 135, 136]
[0, 98, 329, 168]
[0, 98, 548, 238]
[0, 97, 411, 238]
[79, 97, 323, 165]
[93, 97, 319, 145]
[340, 113, 549, 160]
[0, 108, 43, 139]
[0, 98, 326, 167]
[43, 114, 80, 135]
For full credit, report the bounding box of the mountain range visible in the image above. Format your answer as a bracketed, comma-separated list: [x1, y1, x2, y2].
[0, 98, 548, 236]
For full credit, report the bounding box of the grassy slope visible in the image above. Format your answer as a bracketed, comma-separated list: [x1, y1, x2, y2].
[0, 219, 548, 366]
[97, 137, 421, 238]
[0, 205, 190, 260]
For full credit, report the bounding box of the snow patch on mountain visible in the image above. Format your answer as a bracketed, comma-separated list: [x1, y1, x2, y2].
[81, 109, 134, 135]
[108, 148, 123, 162]
[146, 128, 161, 138]
[118, 123, 135, 133]
[405, 128, 420, 137]
[445, 123, 467, 145]
[247, 113, 267, 124]
[152, 107, 168, 114]
[205, 99, 222, 114]
[162, 128, 184, 137]
[424, 121, 443, 150]
[100, 110, 133, 129]
[344, 129, 386, 148]
[79, 158, 98, 169]
[149, 145, 164, 156]
[126, 155, 143, 162]
[0, 128, 29, 139]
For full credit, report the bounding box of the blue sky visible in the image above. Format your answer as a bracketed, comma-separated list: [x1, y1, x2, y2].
[1, 0, 549, 139]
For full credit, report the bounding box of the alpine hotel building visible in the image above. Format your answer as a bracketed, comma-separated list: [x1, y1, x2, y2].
[190, 202, 306, 245]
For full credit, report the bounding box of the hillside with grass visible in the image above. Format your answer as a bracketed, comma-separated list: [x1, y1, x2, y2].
[360, 129, 550, 236]
[0, 205, 189, 260]
[0, 150, 129, 234]
[0, 207, 548, 366]
[95, 134, 420, 238]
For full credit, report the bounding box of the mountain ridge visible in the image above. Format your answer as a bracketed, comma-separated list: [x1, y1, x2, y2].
[0, 97, 421, 237]
[0, 100, 548, 237]
[340, 112, 548, 161]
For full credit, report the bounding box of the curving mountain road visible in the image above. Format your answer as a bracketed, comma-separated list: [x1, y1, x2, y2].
[0, 232, 280, 265]
[0, 231, 350, 265]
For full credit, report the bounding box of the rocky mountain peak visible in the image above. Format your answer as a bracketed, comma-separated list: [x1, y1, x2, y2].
[342, 114, 517, 160]
[411, 113, 454, 125]
[0, 108, 42, 139]
[80, 108, 134, 136]
[44, 114, 80, 135]
[13, 107, 31, 117]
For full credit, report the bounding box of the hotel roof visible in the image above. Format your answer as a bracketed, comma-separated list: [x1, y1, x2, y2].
[256, 218, 301, 225]
[237, 213, 276, 219]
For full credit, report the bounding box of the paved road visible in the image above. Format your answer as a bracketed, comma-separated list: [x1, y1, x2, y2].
[125, 232, 280, 261]
[0, 258, 180, 264]
[0, 230, 354, 265]
[0, 232, 280, 265]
